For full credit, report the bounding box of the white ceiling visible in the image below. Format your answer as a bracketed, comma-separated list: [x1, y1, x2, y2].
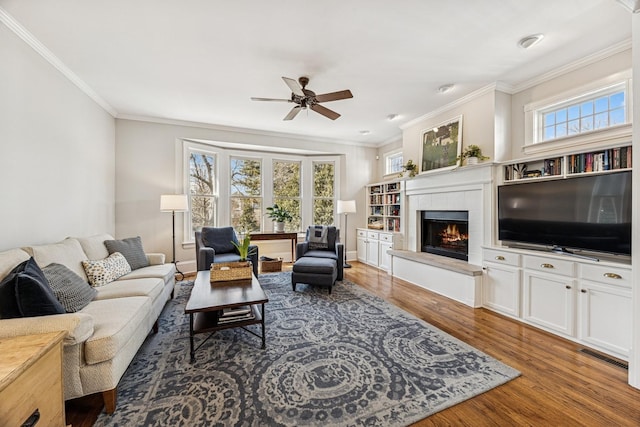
[1, 0, 632, 146]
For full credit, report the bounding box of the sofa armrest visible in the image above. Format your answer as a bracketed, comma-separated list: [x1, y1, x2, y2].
[146, 252, 166, 265]
[0, 313, 94, 345]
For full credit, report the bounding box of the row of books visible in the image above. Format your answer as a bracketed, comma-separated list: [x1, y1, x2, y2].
[567, 147, 632, 174]
[217, 306, 254, 324]
[543, 157, 563, 176]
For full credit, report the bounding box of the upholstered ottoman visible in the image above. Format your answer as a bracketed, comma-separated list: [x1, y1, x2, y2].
[291, 257, 338, 294]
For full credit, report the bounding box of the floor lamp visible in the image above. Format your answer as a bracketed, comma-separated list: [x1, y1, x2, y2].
[160, 194, 189, 281]
[337, 200, 357, 268]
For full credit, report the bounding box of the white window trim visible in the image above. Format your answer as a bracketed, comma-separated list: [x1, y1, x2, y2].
[523, 70, 633, 156]
[383, 149, 403, 177]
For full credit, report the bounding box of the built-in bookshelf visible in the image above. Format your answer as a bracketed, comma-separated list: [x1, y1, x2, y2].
[366, 181, 403, 232]
[503, 144, 632, 183]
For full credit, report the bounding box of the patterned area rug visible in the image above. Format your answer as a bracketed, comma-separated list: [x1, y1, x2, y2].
[95, 272, 519, 426]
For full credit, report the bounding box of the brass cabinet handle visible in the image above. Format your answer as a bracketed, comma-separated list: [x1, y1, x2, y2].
[495, 256, 505, 261]
[541, 263, 554, 269]
[603, 272, 622, 280]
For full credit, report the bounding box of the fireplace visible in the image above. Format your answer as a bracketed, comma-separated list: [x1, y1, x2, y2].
[421, 210, 469, 261]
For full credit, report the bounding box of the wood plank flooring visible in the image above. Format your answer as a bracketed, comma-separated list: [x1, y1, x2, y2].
[66, 262, 640, 426]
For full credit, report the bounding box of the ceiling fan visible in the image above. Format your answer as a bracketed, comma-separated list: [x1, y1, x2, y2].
[251, 76, 353, 121]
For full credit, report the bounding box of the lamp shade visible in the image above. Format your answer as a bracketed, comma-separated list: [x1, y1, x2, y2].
[160, 194, 189, 212]
[337, 200, 357, 214]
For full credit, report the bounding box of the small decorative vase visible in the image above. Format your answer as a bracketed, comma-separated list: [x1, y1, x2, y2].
[273, 221, 285, 232]
[467, 156, 478, 165]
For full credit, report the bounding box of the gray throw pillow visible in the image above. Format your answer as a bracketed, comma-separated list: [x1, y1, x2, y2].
[42, 263, 97, 313]
[104, 236, 149, 270]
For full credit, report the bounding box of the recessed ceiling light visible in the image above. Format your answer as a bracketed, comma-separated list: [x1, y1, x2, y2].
[387, 114, 399, 121]
[438, 84, 454, 94]
[359, 130, 370, 135]
[518, 34, 544, 49]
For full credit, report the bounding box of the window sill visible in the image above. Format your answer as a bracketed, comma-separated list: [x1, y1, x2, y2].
[523, 123, 632, 156]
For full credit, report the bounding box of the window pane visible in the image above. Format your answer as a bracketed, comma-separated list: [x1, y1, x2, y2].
[595, 112, 608, 129]
[568, 119, 580, 135]
[274, 198, 301, 232]
[273, 161, 300, 197]
[555, 123, 567, 138]
[191, 196, 216, 232]
[581, 116, 593, 132]
[555, 109, 567, 123]
[231, 158, 261, 196]
[544, 112, 555, 127]
[313, 199, 334, 225]
[567, 105, 580, 121]
[231, 197, 261, 232]
[581, 101, 594, 116]
[610, 92, 624, 109]
[544, 126, 555, 141]
[386, 153, 403, 174]
[314, 163, 334, 197]
[594, 97, 608, 113]
[610, 108, 625, 125]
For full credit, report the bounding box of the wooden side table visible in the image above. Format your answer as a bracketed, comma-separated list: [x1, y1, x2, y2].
[0, 331, 67, 427]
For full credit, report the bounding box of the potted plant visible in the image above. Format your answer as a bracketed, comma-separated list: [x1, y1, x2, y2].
[458, 144, 489, 165]
[398, 159, 418, 178]
[266, 204, 293, 232]
[231, 233, 257, 261]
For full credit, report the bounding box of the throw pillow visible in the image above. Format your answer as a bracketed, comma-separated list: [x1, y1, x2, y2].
[43, 263, 97, 312]
[0, 260, 28, 319]
[104, 236, 149, 270]
[82, 252, 132, 287]
[202, 227, 237, 254]
[12, 258, 65, 318]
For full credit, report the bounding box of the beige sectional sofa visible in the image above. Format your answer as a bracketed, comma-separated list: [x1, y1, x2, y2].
[0, 234, 175, 413]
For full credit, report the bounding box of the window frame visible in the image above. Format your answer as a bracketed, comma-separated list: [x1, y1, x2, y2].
[229, 155, 264, 233]
[184, 143, 219, 237]
[384, 150, 403, 176]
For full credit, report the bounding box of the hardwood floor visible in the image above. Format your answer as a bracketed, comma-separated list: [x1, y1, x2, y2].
[66, 262, 640, 426]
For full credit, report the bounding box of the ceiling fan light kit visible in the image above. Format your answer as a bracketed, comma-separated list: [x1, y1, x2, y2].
[252, 76, 353, 121]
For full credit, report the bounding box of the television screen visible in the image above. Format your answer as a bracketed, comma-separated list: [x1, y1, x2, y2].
[498, 171, 632, 255]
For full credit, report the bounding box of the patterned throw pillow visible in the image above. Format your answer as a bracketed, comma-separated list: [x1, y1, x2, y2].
[81, 252, 132, 287]
[104, 236, 149, 270]
[42, 263, 97, 312]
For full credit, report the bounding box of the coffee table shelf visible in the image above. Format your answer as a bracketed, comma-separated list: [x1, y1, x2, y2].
[186, 271, 268, 361]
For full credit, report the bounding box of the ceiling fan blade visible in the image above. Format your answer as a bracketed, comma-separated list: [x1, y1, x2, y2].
[314, 90, 353, 103]
[284, 106, 303, 121]
[310, 104, 341, 120]
[282, 77, 304, 97]
[251, 97, 291, 102]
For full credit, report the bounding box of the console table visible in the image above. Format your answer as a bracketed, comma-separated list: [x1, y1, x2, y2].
[249, 232, 298, 262]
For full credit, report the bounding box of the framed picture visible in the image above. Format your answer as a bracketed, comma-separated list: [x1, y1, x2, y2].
[420, 115, 463, 173]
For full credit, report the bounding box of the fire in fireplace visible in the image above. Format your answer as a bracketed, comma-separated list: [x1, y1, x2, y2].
[421, 210, 469, 261]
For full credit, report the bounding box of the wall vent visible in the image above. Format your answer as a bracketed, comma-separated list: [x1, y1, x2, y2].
[579, 348, 628, 370]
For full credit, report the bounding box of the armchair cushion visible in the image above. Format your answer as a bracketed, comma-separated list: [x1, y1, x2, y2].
[201, 227, 238, 254]
[104, 236, 150, 270]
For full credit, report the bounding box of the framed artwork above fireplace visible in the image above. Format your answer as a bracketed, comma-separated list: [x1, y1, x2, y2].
[420, 115, 463, 173]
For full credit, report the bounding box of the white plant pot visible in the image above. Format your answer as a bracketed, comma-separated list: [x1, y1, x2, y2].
[273, 221, 285, 232]
[467, 156, 478, 165]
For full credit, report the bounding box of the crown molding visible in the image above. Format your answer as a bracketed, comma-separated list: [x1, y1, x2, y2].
[400, 82, 501, 130]
[510, 39, 632, 93]
[116, 114, 378, 148]
[0, 7, 117, 116]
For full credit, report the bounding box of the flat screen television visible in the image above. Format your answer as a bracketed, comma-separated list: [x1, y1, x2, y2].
[497, 171, 632, 256]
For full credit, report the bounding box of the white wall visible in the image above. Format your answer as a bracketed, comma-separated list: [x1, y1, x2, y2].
[0, 24, 115, 250]
[114, 118, 376, 269]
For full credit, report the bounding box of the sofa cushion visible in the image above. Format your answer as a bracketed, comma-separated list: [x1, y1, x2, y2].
[12, 258, 65, 318]
[42, 263, 97, 312]
[0, 260, 27, 319]
[81, 296, 152, 364]
[104, 236, 149, 270]
[75, 234, 114, 261]
[25, 238, 89, 282]
[0, 248, 30, 281]
[82, 252, 132, 287]
[93, 277, 164, 301]
[118, 263, 175, 284]
[202, 227, 237, 254]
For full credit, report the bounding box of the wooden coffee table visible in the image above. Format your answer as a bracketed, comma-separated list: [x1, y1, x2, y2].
[185, 271, 268, 361]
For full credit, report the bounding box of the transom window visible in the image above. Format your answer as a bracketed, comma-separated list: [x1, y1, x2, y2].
[537, 83, 627, 143]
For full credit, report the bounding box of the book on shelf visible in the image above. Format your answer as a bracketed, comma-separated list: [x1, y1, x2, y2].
[217, 306, 254, 323]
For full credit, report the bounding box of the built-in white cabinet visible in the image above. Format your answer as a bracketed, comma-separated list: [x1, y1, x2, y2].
[482, 247, 632, 360]
[357, 228, 400, 271]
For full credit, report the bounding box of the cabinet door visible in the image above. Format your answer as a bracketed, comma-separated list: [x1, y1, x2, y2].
[356, 236, 367, 263]
[366, 238, 380, 266]
[483, 263, 521, 317]
[523, 271, 575, 336]
[578, 281, 632, 358]
[379, 241, 393, 271]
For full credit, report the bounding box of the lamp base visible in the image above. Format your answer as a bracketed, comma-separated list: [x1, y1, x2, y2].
[172, 261, 185, 281]
[344, 262, 352, 268]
